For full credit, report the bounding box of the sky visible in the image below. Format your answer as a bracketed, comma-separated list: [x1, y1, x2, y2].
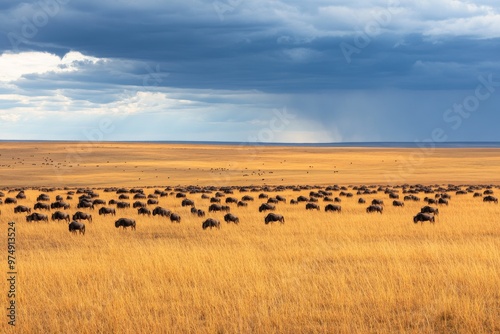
[0, 0, 499, 143]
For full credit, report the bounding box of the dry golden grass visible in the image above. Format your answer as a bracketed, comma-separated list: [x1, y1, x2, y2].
[1, 142, 500, 333]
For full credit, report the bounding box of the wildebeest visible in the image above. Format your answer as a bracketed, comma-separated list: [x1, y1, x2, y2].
[68, 221, 85, 235]
[210, 197, 221, 203]
[98, 207, 116, 216]
[51, 211, 70, 222]
[224, 213, 239, 224]
[267, 198, 279, 204]
[259, 203, 275, 212]
[5, 197, 17, 204]
[297, 195, 308, 202]
[116, 201, 130, 208]
[276, 195, 286, 203]
[209, 204, 223, 212]
[37, 194, 50, 201]
[420, 206, 439, 215]
[73, 211, 92, 223]
[237, 201, 248, 207]
[92, 199, 106, 206]
[51, 201, 70, 210]
[438, 198, 449, 205]
[325, 204, 342, 213]
[147, 199, 158, 205]
[14, 205, 31, 214]
[371, 199, 384, 206]
[170, 213, 181, 223]
[241, 195, 254, 201]
[152, 206, 171, 217]
[258, 193, 269, 199]
[366, 205, 383, 213]
[138, 207, 151, 216]
[115, 218, 136, 230]
[404, 195, 420, 201]
[483, 195, 498, 204]
[133, 201, 146, 208]
[413, 212, 435, 224]
[290, 199, 298, 205]
[119, 194, 130, 200]
[197, 209, 206, 217]
[306, 203, 320, 210]
[358, 198, 366, 204]
[77, 201, 94, 209]
[264, 213, 285, 224]
[26, 212, 48, 222]
[133, 193, 146, 199]
[392, 200, 404, 207]
[225, 197, 238, 204]
[181, 199, 195, 207]
[202, 218, 220, 230]
[34, 202, 50, 211]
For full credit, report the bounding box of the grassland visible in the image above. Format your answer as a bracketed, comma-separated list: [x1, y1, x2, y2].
[1, 142, 500, 333]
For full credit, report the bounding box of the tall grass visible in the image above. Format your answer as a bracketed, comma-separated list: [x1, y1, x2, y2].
[1, 188, 499, 333]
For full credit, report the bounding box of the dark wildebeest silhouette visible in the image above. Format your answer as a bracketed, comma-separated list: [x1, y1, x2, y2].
[483, 195, 498, 204]
[358, 198, 366, 204]
[69, 221, 85, 235]
[133, 201, 146, 208]
[5, 197, 17, 204]
[197, 209, 206, 217]
[73, 211, 92, 223]
[265, 213, 285, 224]
[276, 195, 286, 203]
[210, 197, 221, 203]
[393, 200, 404, 207]
[225, 197, 238, 204]
[181, 199, 194, 207]
[438, 198, 449, 205]
[147, 199, 158, 205]
[119, 194, 130, 200]
[325, 204, 341, 213]
[224, 213, 239, 224]
[170, 213, 181, 223]
[413, 212, 435, 224]
[420, 206, 439, 215]
[152, 207, 171, 217]
[51, 211, 70, 222]
[267, 198, 279, 204]
[77, 201, 94, 210]
[92, 199, 106, 206]
[138, 207, 151, 216]
[290, 199, 298, 205]
[115, 218, 136, 230]
[259, 203, 275, 212]
[366, 205, 383, 214]
[258, 193, 268, 199]
[37, 194, 50, 201]
[297, 196, 308, 202]
[14, 205, 31, 214]
[237, 201, 248, 207]
[241, 195, 254, 201]
[134, 193, 146, 199]
[51, 201, 70, 210]
[306, 203, 320, 210]
[26, 212, 48, 222]
[371, 199, 384, 206]
[116, 201, 130, 208]
[34, 202, 50, 211]
[99, 207, 116, 216]
[202, 218, 220, 230]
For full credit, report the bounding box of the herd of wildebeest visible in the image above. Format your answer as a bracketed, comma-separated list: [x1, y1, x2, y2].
[2, 183, 499, 235]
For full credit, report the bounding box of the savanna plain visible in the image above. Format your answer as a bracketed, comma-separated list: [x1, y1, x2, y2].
[1, 142, 500, 333]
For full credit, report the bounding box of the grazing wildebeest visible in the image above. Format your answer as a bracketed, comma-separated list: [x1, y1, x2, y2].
[413, 212, 435, 224]
[297, 196, 308, 202]
[334, 197, 342, 203]
[5, 197, 17, 204]
[438, 198, 449, 205]
[115, 218, 136, 230]
[152, 206, 171, 217]
[420, 206, 439, 215]
[197, 209, 205, 217]
[16, 191, 26, 199]
[108, 199, 117, 205]
[51, 201, 70, 210]
[51, 211, 70, 222]
[116, 201, 130, 208]
[221, 205, 230, 212]
[34, 202, 50, 211]
[201, 194, 210, 199]
[133, 201, 146, 208]
[77, 201, 94, 209]
[404, 195, 420, 201]
[306, 203, 320, 210]
[210, 197, 221, 203]
[237, 201, 248, 207]
[26, 212, 48, 222]
[138, 207, 151, 216]
[134, 193, 146, 199]
[202, 218, 220, 230]
[37, 194, 50, 201]
[473, 192, 482, 198]
[68, 221, 85, 235]
[392, 200, 405, 207]
[264, 213, 285, 224]
[170, 213, 181, 223]
[389, 193, 399, 199]
[190, 207, 198, 214]
[181, 199, 195, 207]
[241, 195, 254, 201]
[371, 199, 384, 206]
[325, 204, 341, 213]
[358, 198, 366, 204]
[73, 211, 92, 223]
[176, 193, 186, 198]
[483, 195, 498, 204]
[290, 199, 298, 205]
[484, 189, 494, 195]
[92, 199, 106, 206]
[267, 198, 279, 204]
[276, 195, 286, 203]
[119, 194, 130, 200]
[209, 204, 223, 212]
[14, 205, 31, 214]
[225, 197, 238, 204]
[258, 193, 269, 199]
[366, 205, 383, 213]
[99, 207, 116, 216]
[147, 199, 158, 205]
[259, 203, 275, 212]
[224, 213, 239, 224]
